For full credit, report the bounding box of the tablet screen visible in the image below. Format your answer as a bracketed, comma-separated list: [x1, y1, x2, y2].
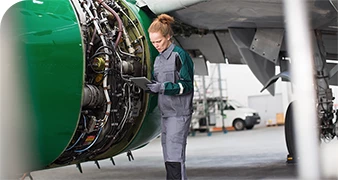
[130, 77, 152, 90]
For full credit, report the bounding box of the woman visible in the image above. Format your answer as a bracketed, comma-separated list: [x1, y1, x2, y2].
[147, 14, 194, 180]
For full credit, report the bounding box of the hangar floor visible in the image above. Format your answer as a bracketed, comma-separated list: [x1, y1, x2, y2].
[31, 125, 297, 180]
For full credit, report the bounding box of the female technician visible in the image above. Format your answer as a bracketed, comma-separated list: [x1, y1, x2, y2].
[147, 14, 194, 180]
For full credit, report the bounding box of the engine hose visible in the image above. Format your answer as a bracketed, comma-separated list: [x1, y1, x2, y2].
[66, 115, 88, 151]
[96, 0, 123, 47]
[74, 128, 103, 153]
[87, 28, 97, 54]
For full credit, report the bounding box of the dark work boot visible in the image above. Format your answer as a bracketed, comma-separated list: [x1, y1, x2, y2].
[165, 162, 181, 180]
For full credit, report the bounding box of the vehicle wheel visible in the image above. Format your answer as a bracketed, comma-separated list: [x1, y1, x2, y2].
[246, 125, 254, 130]
[285, 102, 297, 162]
[199, 129, 207, 133]
[233, 119, 245, 131]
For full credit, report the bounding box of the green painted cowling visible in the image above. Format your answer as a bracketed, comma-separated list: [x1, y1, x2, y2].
[2, 0, 161, 173]
[5, 0, 84, 170]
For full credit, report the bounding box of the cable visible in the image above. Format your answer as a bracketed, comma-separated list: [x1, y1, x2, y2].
[95, 45, 114, 54]
[89, 51, 112, 60]
[119, 7, 145, 67]
[96, 0, 123, 48]
[74, 128, 103, 153]
[66, 133, 85, 151]
[66, 115, 88, 151]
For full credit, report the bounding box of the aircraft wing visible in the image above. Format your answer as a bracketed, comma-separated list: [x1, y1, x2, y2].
[137, 0, 338, 95]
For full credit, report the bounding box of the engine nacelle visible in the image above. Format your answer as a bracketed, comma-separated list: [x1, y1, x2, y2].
[1, 0, 161, 173]
[53, 0, 158, 166]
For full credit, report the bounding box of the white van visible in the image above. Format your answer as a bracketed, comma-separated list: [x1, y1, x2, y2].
[191, 98, 261, 132]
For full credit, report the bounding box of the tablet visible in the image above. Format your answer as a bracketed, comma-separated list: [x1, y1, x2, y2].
[130, 77, 152, 90]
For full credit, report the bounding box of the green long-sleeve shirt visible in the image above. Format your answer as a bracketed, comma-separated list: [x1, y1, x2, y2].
[153, 43, 194, 117]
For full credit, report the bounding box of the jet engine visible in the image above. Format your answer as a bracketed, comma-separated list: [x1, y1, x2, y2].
[53, 0, 158, 166]
[1, 0, 161, 172]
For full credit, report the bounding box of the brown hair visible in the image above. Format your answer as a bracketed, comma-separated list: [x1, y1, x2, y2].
[148, 14, 174, 38]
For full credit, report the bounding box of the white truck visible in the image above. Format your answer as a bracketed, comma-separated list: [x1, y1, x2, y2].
[191, 98, 261, 132]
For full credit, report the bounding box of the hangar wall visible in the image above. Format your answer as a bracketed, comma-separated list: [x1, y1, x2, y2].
[196, 63, 338, 124]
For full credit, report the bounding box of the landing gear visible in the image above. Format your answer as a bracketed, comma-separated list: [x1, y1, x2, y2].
[284, 31, 337, 164]
[285, 102, 297, 163]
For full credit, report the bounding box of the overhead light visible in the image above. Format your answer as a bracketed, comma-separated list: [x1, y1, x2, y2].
[327, 59, 338, 64]
[33, 0, 44, 4]
[328, 26, 338, 29]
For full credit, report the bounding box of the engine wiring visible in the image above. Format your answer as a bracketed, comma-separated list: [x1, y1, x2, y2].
[54, 0, 149, 164]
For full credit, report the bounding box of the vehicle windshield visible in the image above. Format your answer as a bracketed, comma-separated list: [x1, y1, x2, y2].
[229, 100, 245, 108]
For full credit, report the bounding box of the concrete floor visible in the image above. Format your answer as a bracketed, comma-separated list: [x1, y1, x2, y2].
[30, 125, 297, 180]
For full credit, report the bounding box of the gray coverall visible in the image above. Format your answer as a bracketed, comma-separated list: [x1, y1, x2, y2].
[153, 43, 194, 180]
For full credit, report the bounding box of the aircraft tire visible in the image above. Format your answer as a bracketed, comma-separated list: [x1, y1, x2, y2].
[285, 102, 297, 162]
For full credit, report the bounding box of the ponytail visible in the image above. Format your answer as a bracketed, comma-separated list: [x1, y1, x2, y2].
[148, 14, 174, 38]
